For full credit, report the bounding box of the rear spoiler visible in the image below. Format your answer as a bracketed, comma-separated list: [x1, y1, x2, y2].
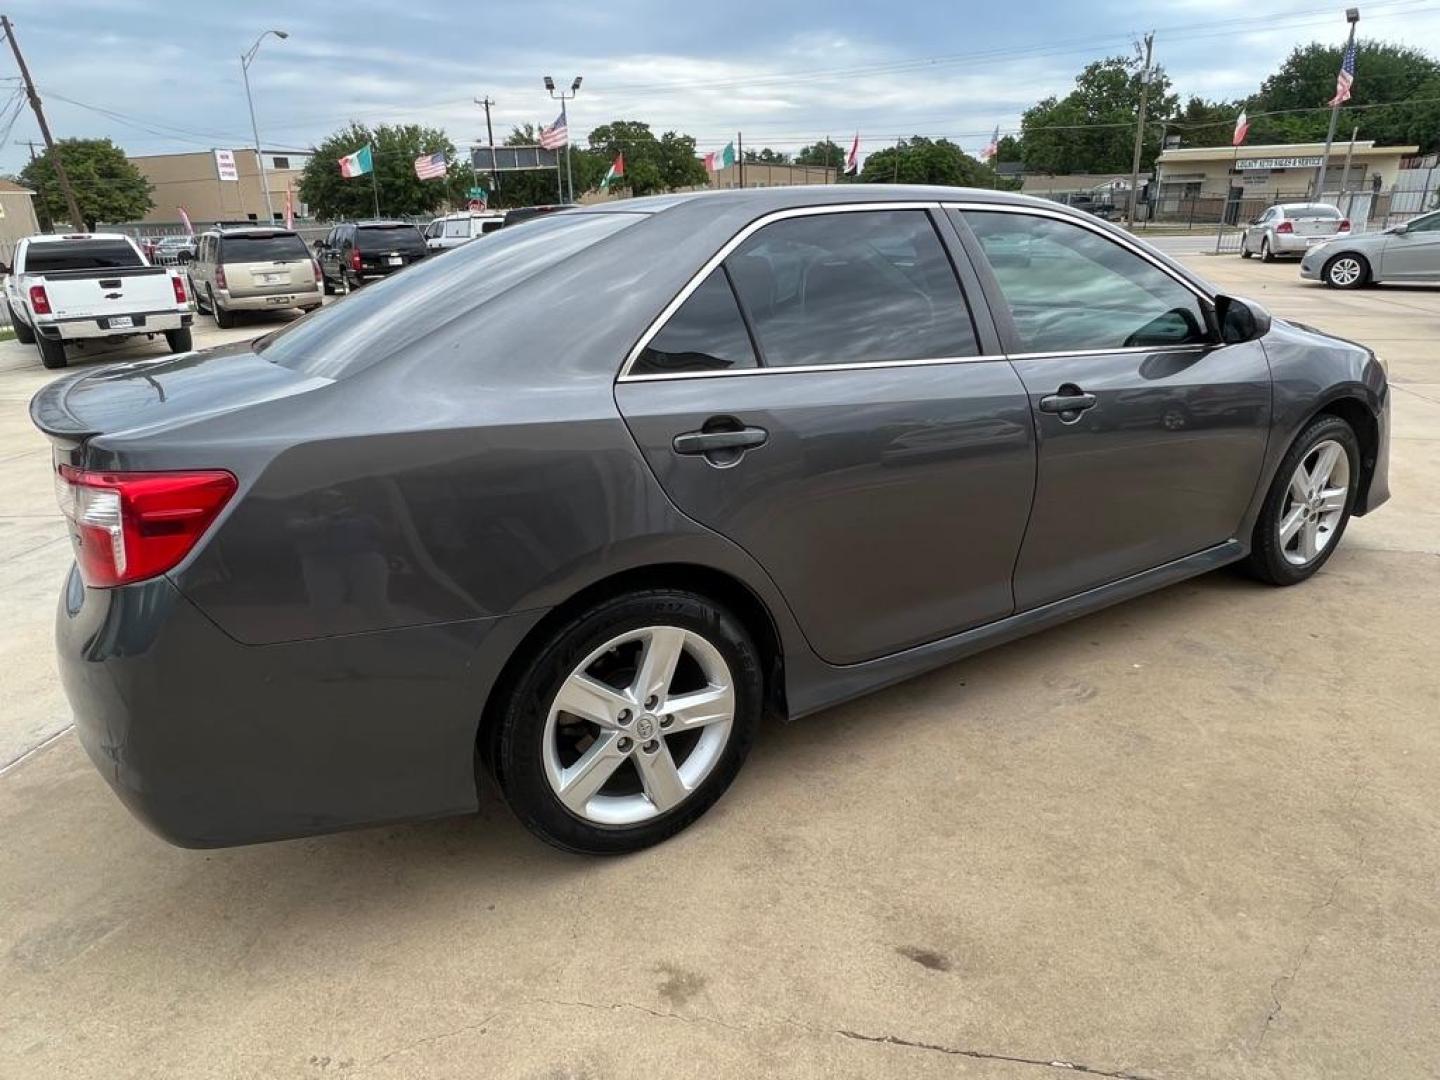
[29, 371, 98, 440]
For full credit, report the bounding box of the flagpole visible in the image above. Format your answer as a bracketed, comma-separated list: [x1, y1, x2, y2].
[561, 97, 574, 203]
[1215, 140, 1239, 254]
[369, 144, 380, 218]
[1317, 9, 1359, 200]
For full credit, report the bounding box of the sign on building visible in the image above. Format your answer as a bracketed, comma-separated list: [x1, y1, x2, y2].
[1235, 156, 1324, 170]
[214, 149, 240, 182]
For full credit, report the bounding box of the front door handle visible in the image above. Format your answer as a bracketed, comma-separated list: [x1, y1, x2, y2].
[1038, 386, 1098, 418]
[672, 426, 769, 456]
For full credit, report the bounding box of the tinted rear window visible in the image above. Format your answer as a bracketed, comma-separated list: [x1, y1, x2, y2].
[25, 240, 143, 272]
[258, 212, 639, 379]
[1289, 207, 1342, 220]
[219, 234, 311, 261]
[356, 225, 425, 251]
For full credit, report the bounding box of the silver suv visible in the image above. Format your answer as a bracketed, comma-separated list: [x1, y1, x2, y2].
[186, 228, 323, 328]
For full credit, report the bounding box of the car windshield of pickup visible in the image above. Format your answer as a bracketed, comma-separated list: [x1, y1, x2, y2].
[25, 240, 145, 273]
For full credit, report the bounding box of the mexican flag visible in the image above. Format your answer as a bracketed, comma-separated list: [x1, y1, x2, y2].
[600, 153, 625, 190]
[338, 145, 373, 178]
[704, 142, 737, 172]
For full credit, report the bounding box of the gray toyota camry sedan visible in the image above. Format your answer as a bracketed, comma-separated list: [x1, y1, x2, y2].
[32, 186, 1390, 854]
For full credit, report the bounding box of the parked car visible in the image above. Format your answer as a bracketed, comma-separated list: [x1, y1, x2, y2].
[1300, 208, 1440, 288]
[31, 187, 1389, 854]
[150, 235, 197, 265]
[186, 227, 322, 329]
[315, 221, 427, 292]
[3, 232, 194, 369]
[1240, 203, 1350, 261]
[423, 211, 506, 251]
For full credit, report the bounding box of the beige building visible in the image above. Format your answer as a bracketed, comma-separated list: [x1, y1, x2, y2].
[127, 149, 311, 227]
[0, 179, 42, 260]
[1155, 140, 1418, 206]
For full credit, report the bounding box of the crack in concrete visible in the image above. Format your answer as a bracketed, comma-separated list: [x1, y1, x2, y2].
[528, 995, 745, 1032]
[836, 1029, 1160, 1079]
[350, 1013, 498, 1072]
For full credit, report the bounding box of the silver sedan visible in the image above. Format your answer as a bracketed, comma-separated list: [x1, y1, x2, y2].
[1241, 203, 1351, 260]
[1301, 209, 1440, 288]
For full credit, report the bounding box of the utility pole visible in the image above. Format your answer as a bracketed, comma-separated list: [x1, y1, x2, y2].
[474, 96, 500, 205]
[1127, 31, 1155, 228]
[3, 15, 84, 229]
[1316, 7, 1360, 201]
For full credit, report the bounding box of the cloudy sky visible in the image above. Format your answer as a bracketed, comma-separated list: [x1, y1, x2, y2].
[1, 0, 1436, 177]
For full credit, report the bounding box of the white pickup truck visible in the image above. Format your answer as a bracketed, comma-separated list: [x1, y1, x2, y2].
[3, 233, 195, 369]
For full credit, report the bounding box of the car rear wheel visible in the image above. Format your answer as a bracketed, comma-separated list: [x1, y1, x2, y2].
[210, 288, 236, 329]
[1324, 253, 1368, 289]
[36, 334, 67, 369]
[1260, 237, 1275, 262]
[8, 304, 35, 344]
[490, 590, 762, 854]
[1244, 415, 1359, 586]
[164, 327, 193, 353]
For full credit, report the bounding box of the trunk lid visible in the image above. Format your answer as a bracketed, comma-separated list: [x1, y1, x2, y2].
[31, 266, 177, 320]
[30, 340, 329, 442]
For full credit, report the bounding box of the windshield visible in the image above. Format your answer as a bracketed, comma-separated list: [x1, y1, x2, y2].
[25, 240, 144, 272]
[220, 234, 311, 261]
[258, 212, 640, 379]
[356, 225, 425, 251]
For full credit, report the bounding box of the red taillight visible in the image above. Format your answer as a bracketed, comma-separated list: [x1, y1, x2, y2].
[29, 284, 51, 315]
[1276, 220, 1294, 234]
[171, 275, 187, 304]
[1338, 218, 1351, 232]
[55, 466, 237, 588]
[215, 265, 227, 290]
[349, 248, 361, 272]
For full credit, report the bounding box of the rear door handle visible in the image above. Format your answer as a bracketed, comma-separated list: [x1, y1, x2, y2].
[672, 427, 769, 455]
[1038, 390, 1098, 415]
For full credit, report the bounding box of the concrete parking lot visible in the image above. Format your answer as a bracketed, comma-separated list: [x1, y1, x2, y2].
[1, 257, 1437, 1080]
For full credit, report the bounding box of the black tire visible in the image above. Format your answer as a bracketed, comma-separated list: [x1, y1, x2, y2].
[320, 270, 335, 296]
[1260, 237, 1275, 262]
[211, 289, 235, 329]
[1239, 245, 1253, 259]
[1323, 252, 1369, 289]
[164, 327, 193, 353]
[37, 334, 68, 369]
[1244, 414, 1360, 586]
[9, 304, 35, 344]
[189, 277, 206, 312]
[489, 589, 763, 854]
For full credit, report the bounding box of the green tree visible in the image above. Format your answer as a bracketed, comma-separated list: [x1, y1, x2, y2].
[18, 138, 152, 230]
[587, 121, 706, 197]
[1019, 55, 1177, 174]
[796, 139, 845, 170]
[743, 147, 790, 163]
[298, 122, 466, 219]
[855, 136, 1007, 188]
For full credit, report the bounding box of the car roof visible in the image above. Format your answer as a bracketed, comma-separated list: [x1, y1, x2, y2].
[568, 184, 1098, 218]
[26, 232, 132, 244]
[354, 220, 418, 228]
[207, 227, 303, 237]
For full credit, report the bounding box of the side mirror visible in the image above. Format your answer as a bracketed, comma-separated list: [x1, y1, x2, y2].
[1389, 222, 1409, 235]
[1215, 294, 1272, 345]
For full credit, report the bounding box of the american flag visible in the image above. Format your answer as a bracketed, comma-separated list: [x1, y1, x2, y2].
[413, 150, 447, 180]
[539, 110, 568, 150]
[1330, 41, 1357, 106]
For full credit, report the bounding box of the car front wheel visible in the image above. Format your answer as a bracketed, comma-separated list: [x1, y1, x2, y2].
[1244, 415, 1359, 586]
[1324, 253, 1369, 289]
[490, 590, 763, 854]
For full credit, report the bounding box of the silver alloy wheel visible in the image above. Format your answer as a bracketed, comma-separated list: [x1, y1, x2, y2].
[1278, 439, 1350, 566]
[1328, 257, 1363, 287]
[542, 625, 736, 826]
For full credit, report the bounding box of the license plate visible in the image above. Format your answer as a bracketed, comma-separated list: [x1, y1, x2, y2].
[265, 295, 293, 305]
[108, 316, 133, 329]
[387, 256, 403, 266]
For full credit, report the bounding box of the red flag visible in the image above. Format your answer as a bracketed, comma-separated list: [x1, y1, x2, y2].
[177, 206, 195, 237]
[1232, 110, 1250, 147]
[846, 132, 860, 173]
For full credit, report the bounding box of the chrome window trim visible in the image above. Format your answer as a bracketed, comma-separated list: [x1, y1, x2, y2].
[620, 353, 998, 382]
[941, 200, 1217, 305]
[616, 201, 961, 383]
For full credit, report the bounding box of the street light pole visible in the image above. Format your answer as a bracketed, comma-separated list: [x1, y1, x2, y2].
[545, 75, 581, 203]
[241, 29, 288, 223]
[1315, 8, 1359, 200]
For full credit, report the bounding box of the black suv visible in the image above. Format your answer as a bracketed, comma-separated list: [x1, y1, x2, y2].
[315, 221, 427, 292]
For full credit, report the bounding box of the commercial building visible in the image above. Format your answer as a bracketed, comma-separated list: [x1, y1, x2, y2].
[1154, 140, 1418, 210]
[0, 179, 42, 259]
[126, 149, 312, 228]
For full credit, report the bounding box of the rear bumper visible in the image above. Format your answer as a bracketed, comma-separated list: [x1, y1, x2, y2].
[217, 286, 322, 311]
[57, 567, 545, 847]
[1272, 233, 1337, 255]
[41, 311, 191, 341]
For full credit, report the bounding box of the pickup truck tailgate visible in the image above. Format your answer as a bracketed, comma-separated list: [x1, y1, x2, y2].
[37, 266, 178, 319]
